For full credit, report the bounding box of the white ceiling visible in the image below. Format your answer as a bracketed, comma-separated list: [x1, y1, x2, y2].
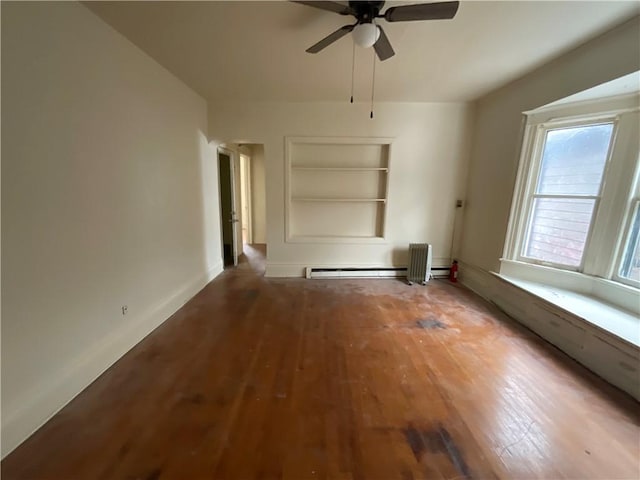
[85, 1, 640, 103]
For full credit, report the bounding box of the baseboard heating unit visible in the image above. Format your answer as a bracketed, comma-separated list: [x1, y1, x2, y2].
[305, 258, 448, 282]
[305, 267, 406, 279]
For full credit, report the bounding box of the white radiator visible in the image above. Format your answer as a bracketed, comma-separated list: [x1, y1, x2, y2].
[407, 243, 432, 285]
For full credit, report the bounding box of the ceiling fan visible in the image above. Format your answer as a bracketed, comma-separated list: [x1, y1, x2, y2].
[293, 1, 460, 61]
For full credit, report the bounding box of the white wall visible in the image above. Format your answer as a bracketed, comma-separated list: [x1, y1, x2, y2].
[1, 2, 223, 457]
[209, 102, 474, 276]
[459, 16, 640, 274]
[250, 144, 267, 245]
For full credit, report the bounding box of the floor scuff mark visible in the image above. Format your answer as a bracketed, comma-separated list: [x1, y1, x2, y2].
[416, 318, 448, 330]
[403, 424, 473, 479]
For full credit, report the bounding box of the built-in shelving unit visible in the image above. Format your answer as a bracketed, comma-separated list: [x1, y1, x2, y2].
[286, 137, 392, 243]
[291, 198, 387, 203]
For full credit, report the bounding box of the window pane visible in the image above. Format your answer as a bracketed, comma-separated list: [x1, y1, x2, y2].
[524, 197, 595, 266]
[537, 123, 613, 195]
[619, 203, 640, 282]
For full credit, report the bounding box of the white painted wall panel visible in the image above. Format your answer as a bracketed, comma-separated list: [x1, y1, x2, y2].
[250, 145, 267, 244]
[1, 2, 223, 457]
[208, 102, 475, 275]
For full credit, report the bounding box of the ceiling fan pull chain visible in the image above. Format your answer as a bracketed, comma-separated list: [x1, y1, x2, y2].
[350, 41, 356, 103]
[370, 49, 376, 119]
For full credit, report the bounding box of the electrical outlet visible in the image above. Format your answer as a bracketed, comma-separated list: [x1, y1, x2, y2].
[456, 199, 463, 208]
[121, 305, 128, 315]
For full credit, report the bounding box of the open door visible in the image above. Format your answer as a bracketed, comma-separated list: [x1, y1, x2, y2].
[218, 148, 239, 267]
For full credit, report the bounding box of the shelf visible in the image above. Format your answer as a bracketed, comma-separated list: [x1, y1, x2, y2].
[292, 167, 388, 172]
[287, 235, 387, 244]
[292, 234, 382, 239]
[287, 138, 390, 241]
[292, 197, 387, 203]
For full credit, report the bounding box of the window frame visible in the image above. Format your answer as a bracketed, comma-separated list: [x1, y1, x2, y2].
[613, 192, 640, 289]
[503, 94, 640, 298]
[517, 117, 617, 271]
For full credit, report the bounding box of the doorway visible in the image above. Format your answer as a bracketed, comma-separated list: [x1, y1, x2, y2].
[217, 144, 267, 271]
[218, 148, 238, 267]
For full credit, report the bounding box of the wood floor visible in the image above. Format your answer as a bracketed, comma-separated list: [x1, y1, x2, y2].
[3, 245, 639, 479]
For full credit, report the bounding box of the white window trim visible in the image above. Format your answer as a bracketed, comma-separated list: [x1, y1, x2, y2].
[518, 116, 617, 271]
[613, 197, 640, 289]
[502, 93, 640, 314]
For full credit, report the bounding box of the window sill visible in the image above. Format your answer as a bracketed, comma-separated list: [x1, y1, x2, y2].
[497, 260, 639, 347]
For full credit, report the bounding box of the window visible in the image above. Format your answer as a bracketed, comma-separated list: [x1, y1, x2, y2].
[522, 122, 614, 268]
[619, 202, 640, 283]
[615, 167, 640, 288]
[503, 93, 640, 304]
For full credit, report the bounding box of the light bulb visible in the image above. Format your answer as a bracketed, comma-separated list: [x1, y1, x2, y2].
[352, 23, 380, 48]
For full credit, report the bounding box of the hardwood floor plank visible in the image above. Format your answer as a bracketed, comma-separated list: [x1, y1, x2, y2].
[2, 246, 638, 479]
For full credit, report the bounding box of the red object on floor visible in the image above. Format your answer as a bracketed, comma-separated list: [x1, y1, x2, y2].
[449, 260, 458, 283]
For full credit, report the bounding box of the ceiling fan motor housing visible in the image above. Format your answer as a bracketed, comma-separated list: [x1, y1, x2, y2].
[349, 1, 385, 23]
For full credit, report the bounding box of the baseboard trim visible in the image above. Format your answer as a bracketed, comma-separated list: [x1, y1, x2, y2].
[1, 262, 223, 458]
[265, 262, 306, 278]
[207, 260, 224, 283]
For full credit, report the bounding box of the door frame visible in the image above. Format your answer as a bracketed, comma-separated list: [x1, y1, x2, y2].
[218, 146, 239, 266]
[239, 153, 253, 244]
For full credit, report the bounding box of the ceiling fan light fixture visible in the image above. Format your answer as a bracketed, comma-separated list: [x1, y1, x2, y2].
[299, 1, 460, 60]
[352, 23, 380, 48]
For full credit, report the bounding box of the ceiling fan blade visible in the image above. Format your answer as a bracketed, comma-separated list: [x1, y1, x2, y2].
[306, 24, 355, 53]
[374, 25, 395, 61]
[383, 1, 459, 22]
[292, 1, 355, 16]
